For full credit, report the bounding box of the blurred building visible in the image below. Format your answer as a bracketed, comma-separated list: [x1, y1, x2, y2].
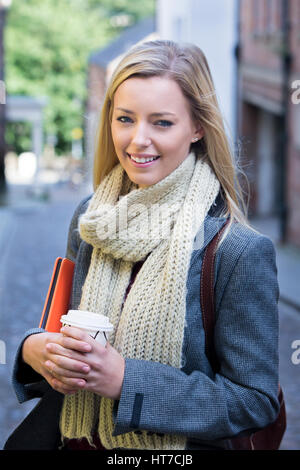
[6, 96, 47, 164]
[157, 0, 238, 137]
[237, 0, 300, 248]
[85, 16, 157, 187]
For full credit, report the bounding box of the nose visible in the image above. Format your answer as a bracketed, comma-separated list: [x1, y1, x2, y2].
[131, 122, 151, 147]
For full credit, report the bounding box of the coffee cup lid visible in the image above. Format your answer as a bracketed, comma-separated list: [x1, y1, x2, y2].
[60, 310, 113, 331]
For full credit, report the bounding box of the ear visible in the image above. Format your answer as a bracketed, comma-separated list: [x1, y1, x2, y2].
[192, 124, 205, 143]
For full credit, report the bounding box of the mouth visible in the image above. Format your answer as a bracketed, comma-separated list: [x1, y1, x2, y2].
[126, 153, 160, 167]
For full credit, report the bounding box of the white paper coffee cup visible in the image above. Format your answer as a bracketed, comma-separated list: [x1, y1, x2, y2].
[60, 310, 114, 346]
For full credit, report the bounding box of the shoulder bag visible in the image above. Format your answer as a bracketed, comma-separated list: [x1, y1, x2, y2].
[200, 219, 286, 450]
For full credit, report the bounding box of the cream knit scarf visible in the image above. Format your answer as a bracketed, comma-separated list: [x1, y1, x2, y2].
[60, 152, 220, 449]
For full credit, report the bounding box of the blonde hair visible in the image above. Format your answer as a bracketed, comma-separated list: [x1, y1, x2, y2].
[93, 39, 251, 232]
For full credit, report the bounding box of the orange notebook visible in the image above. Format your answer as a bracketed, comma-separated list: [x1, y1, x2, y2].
[39, 257, 75, 332]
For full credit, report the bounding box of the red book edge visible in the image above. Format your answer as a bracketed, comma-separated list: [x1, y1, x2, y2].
[39, 257, 75, 332]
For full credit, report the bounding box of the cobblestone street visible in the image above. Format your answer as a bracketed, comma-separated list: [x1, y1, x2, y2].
[0, 183, 299, 450]
[0, 183, 88, 449]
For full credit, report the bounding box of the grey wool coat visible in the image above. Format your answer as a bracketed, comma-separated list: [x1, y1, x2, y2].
[8, 193, 280, 450]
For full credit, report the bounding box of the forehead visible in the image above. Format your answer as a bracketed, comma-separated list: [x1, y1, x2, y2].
[113, 76, 191, 114]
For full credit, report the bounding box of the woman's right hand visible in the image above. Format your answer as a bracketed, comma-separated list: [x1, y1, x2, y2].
[21, 332, 91, 394]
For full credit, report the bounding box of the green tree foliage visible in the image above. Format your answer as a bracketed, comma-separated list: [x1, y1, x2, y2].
[5, 0, 155, 154]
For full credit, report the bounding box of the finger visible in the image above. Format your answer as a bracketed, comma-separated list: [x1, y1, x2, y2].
[60, 326, 91, 342]
[45, 363, 87, 387]
[45, 357, 90, 377]
[51, 377, 85, 395]
[43, 371, 78, 395]
[60, 335, 92, 353]
[55, 376, 86, 390]
[46, 341, 90, 362]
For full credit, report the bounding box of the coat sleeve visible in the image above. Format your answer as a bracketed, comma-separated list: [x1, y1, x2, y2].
[11, 196, 91, 404]
[112, 234, 280, 441]
[64, 195, 92, 262]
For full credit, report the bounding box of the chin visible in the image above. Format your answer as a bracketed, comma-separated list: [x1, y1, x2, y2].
[125, 172, 155, 188]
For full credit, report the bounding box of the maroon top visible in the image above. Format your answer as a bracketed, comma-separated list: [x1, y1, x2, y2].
[63, 259, 145, 450]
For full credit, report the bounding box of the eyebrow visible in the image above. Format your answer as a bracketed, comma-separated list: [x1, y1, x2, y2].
[115, 107, 176, 117]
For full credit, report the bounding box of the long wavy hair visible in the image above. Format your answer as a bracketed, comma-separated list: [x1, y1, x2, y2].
[92, 39, 250, 232]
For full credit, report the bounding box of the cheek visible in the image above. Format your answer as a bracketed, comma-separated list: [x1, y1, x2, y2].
[111, 124, 119, 147]
[111, 127, 130, 150]
[160, 129, 191, 154]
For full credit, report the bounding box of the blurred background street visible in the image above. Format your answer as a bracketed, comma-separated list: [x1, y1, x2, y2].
[0, 0, 300, 451]
[0, 182, 89, 449]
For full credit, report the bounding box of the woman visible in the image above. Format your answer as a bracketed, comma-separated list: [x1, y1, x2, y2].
[8, 40, 280, 450]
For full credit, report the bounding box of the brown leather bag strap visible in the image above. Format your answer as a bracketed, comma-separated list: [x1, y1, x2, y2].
[200, 218, 230, 372]
[200, 218, 287, 450]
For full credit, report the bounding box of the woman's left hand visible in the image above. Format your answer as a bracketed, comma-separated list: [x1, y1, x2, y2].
[44, 325, 125, 400]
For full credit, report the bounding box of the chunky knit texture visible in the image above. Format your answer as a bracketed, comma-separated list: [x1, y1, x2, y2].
[59, 152, 220, 449]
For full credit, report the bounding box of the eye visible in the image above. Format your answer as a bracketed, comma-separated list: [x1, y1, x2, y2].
[155, 120, 173, 128]
[116, 116, 133, 123]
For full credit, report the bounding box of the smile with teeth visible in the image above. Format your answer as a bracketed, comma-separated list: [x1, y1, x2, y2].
[127, 153, 160, 163]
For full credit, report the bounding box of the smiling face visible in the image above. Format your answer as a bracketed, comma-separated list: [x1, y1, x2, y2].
[111, 75, 204, 188]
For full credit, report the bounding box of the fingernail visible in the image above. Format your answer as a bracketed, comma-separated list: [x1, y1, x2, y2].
[82, 365, 90, 372]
